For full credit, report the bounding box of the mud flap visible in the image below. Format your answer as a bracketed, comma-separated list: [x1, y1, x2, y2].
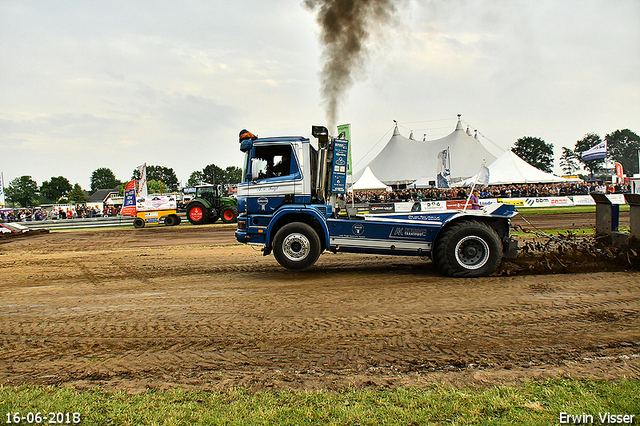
[503, 237, 519, 258]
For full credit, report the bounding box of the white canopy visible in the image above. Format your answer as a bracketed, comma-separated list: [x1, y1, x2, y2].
[456, 150, 573, 186]
[354, 117, 503, 184]
[351, 166, 390, 191]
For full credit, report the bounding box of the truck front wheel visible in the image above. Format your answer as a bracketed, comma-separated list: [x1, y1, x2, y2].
[273, 223, 321, 271]
[434, 220, 503, 277]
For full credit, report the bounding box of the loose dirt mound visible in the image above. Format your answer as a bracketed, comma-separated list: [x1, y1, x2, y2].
[0, 218, 638, 393]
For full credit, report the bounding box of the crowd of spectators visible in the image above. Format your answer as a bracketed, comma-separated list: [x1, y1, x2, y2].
[346, 182, 632, 204]
[1, 205, 120, 223]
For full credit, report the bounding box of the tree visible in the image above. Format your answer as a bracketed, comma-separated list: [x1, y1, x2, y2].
[40, 176, 72, 202]
[511, 136, 554, 173]
[559, 147, 580, 175]
[606, 129, 640, 176]
[68, 183, 88, 203]
[202, 164, 225, 185]
[132, 165, 179, 192]
[575, 133, 606, 176]
[91, 167, 120, 192]
[6, 176, 39, 207]
[147, 179, 168, 194]
[187, 171, 205, 187]
[224, 166, 242, 185]
[188, 164, 242, 187]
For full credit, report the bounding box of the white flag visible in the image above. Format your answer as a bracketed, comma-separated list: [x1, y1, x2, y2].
[581, 140, 607, 161]
[436, 148, 451, 189]
[0, 172, 5, 207]
[477, 165, 490, 187]
[136, 163, 148, 199]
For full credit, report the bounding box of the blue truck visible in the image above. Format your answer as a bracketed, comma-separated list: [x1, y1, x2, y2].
[235, 126, 518, 277]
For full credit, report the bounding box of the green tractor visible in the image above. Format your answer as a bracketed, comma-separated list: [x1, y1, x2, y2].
[185, 184, 238, 225]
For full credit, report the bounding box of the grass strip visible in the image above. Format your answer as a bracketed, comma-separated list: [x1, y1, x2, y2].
[516, 205, 629, 215]
[1, 379, 638, 425]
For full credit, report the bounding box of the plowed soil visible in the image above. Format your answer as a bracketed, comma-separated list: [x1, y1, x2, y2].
[0, 211, 638, 393]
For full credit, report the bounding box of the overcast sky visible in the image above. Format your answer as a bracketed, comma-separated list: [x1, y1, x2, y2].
[1, 0, 639, 189]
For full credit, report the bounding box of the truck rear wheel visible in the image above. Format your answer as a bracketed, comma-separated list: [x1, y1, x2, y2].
[434, 220, 502, 277]
[220, 205, 238, 223]
[186, 203, 209, 225]
[273, 223, 321, 271]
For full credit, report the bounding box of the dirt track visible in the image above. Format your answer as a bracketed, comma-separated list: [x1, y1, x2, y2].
[0, 212, 638, 392]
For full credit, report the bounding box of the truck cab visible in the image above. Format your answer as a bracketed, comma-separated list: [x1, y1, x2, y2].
[235, 126, 517, 277]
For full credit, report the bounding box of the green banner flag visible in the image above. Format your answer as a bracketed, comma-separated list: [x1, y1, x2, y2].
[337, 123, 352, 176]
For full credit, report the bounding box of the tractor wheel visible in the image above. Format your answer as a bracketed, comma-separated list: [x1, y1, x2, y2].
[133, 218, 145, 228]
[186, 202, 209, 225]
[164, 214, 180, 226]
[220, 205, 238, 223]
[273, 222, 321, 271]
[434, 220, 502, 278]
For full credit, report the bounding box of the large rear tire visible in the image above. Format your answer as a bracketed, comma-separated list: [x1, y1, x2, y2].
[273, 223, 322, 271]
[434, 220, 502, 277]
[220, 205, 238, 223]
[186, 202, 209, 225]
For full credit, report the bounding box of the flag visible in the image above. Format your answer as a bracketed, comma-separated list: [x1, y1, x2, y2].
[136, 163, 148, 199]
[120, 180, 137, 216]
[337, 124, 352, 176]
[615, 162, 624, 180]
[581, 140, 607, 161]
[436, 148, 451, 189]
[477, 164, 490, 187]
[0, 172, 5, 207]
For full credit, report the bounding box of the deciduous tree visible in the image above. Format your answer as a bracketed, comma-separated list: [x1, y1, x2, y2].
[68, 183, 88, 203]
[606, 129, 640, 176]
[575, 133, 605, 176]
[511, 137, 554, 173]
[90, 168, 120, 192]
[6, 176, 39, 207]
[40, 176, 72, 202]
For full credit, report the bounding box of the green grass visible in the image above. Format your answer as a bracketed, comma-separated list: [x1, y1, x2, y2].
[1, 379, 638, 425]
[516, 205, 629, 214]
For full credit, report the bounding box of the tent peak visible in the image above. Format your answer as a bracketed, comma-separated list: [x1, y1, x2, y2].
[455, 114, 464, 131]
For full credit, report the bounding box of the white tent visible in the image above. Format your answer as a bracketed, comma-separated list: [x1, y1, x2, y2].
[351, 166, 390, 191]
[456, 150, 573, 186]
[354, 117, 503, 184]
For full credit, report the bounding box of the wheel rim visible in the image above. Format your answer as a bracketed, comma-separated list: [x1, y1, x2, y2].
[223, 210, 234, 220]
[190, 207, 203, 221]
[282, 232, 311, 262]
[454, 236, 490, 270]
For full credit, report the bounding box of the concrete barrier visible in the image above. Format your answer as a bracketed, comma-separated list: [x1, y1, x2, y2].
[12, 216, 134, 230]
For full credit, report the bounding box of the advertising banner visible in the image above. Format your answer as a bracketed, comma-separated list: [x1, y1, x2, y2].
[120, 180, 137, 216]
[421, 200, 448, 211]
[369, 203, 395, 213]
[330, 138, 349, 193]
[136, 195, 177, 211]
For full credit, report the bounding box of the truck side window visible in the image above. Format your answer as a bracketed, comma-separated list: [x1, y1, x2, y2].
[254, 146, 295, 179]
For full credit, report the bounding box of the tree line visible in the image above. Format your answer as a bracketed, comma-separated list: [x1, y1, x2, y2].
[512, 128, 639, 177]
[3, 164, 242, 208]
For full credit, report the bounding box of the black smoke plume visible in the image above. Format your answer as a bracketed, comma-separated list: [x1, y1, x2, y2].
[304, 0, 399, 129]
